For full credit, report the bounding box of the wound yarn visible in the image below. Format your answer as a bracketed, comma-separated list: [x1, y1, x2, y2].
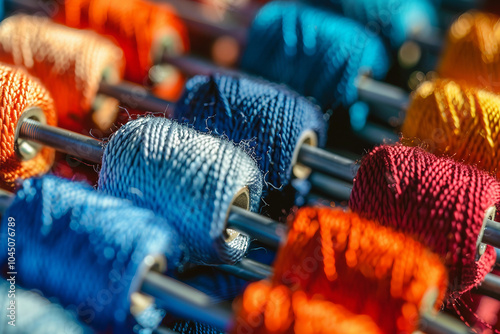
[0, 279, 93, 334]
[0, 64, 56, 190]
[438, 11, 500, 94]
[0, 14, 125, 132]
[55, 0, 189, 84]
[306, 0, 437, 48]
[174, 74, 327, 197]
[349, 144, 499, 298]
[402, 79, 500, 178]
[234, 281, 384, 334]
[0, 176, 183, 331]
[240, 1, 390, 110]
[98, 117, 263, 264]
[262, 207, 447, 334]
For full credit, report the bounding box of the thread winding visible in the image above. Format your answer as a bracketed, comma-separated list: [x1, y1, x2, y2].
[241, 1, 389, 110]
[349, 144, 498, 298]
[55, 0, 189, 84]
[0, 176, 183, 331]
[0, 64, 56, 190]
[174, 74, 327, 197]
[306, 0, 437, 48]
[0, 14, 124, 132]
[438, 11, 500, 93]
[98, 117, 263, 264]
[402, 78, 500, 178]
[233, 207, 447, 334]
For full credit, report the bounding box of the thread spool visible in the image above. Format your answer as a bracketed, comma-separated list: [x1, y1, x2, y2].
[98, 117, 263, 264]
[173, 74, 327, 197]
[240, 1, 390, 110]
[402, 78, 500, 179]
[54, 0, 189, 85]
[234, 281, 384, 334]
[306, 0, 437, 49]
[0, 14, 124, 132]
[349, 144, 499, 298]
[0, 64, 56, 190]
[438, 11, 500, 94]
[0, 279, 94, 333]
[0, 176, 184, 332]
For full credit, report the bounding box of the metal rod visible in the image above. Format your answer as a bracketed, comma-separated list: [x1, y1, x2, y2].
[298, 145, 357, 183]
[19, 118, 104, 163]
[475, 273, 500, 300]
[308, 172, 352, 201]
[98, 81, 174, 116]
[227, 206, 284, 248]
[353, 121, 400, 145]
[419, 312, 472, 334]
[357, 76, 409, 116]
[217, 257, 273, 281]
[482, 219, 500, 249]
[141, 271, 233, 331]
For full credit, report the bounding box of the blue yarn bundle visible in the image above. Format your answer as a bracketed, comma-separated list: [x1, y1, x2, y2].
[0, 176, 182, 332]
[98, 117, 263, 265]
[306, 0, 437, 48]
[240, 1, 390, 110]
[174, 74, 327, 197]
[0, 279, 94, 333]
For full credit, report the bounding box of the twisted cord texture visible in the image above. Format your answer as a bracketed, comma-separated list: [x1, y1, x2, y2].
[55, 0, 189, 84]
[438, 11, 500, 93]
[98, 117, 263, 264]
[0, 176, 182, 331]
[0, 14, 124, 131]
[233, 207, 447, 333]
[240, 1, 389, 110]
[0, 64, 56, 190]
[174, 74, 327, 196]
[349, 144, 498, 297]
[306, 0, 437, 48]
[402, 79, 500, 178]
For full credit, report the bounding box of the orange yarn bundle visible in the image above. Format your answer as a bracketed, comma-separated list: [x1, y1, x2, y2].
[0, 64, 56, 190]
[233, 207, 448, 334]
[55, 0, 189, 85]
[0, 14, 124, 132]
[234, 281, 383, 334]
[438, 11, 500, 92]
[402, 79, 500, 178]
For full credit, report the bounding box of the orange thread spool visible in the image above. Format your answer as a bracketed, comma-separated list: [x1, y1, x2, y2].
[234, 281, 383, 334]
[268, 207, 447, 334]
[438, 11, 500, 92]
[402, 79, 500, 178]
[55, 0, 189, 86]
[0, 64, 56, 190]
[0, 14, 124, 132]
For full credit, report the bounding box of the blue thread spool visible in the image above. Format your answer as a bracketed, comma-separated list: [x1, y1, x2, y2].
[0, 176, 183, 332]
[174, 74, 327, 198]
[240, 1, 390, 110]
[98, 117, 263, 265]
[306, 0, 438, 49]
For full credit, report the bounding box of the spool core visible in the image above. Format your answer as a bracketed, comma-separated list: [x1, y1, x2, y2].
[224, 186, 250, 243]
[292, 130, 318, 179]
[14, 107, 46, 161]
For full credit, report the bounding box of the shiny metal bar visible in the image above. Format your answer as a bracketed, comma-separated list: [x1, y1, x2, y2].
[19, 119, 104, 163]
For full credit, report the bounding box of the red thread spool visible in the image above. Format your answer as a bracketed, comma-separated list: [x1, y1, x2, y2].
[55, 0, 190, 86]
[233, 207, 448, 334]
[349, 144, 498, 298]
[0, 64, 57, 190]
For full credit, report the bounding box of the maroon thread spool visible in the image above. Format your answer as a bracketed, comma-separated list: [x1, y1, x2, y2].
[349, 144, 499, 298]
